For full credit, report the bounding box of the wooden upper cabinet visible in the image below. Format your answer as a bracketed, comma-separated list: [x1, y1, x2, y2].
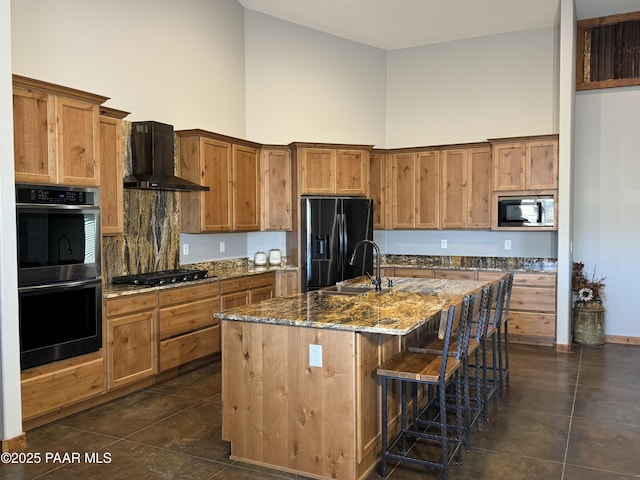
[13, 87, 56, 184]
[390, 152, 416, 229]
[300, 148, 334, 194]
[440, 149, 467, 229]
[179, 135, 232, 232]
[56, 97, 101, 186]
[99, 107, 129, 236]
[369, 151, 387, 229]
[261, 147, 292, 231]
[415, 150, 439, 228]
[441, 145, 491, 229]
[335, 149, 369, 195]
[467, 147, 491, 228]
[232, 144, 260, 231]
[492, 135, 558, 191]
[12, 75, 108, 186]
[526, 140, 558, 190]
[295, 144, 370, 196]
[178, 130, 261, 233]
[389, 149, 439, 229]
[492, 143, 523, 191]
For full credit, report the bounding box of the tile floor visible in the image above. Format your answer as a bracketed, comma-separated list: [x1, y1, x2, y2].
[3, 343, 640, 480]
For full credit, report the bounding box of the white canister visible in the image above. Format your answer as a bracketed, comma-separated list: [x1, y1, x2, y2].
[254, 251, 267, 266]
[269, 248, 282, 265]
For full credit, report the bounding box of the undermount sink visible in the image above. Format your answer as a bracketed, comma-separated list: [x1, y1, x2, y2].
[316, 284, 379, 296]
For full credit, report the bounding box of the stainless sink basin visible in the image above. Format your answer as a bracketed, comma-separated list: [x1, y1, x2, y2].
[316, 285, 378, 296]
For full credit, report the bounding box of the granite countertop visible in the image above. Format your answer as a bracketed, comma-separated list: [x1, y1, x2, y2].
[103, 255, 555, 299]
[380, 255, 557, 272]
[103, 262, 298, 299]
[214, 276, 487, 335]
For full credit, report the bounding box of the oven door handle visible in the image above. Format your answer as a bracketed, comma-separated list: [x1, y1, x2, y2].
[18, 278, 102, 293]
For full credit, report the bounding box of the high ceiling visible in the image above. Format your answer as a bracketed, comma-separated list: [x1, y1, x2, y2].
[239, 0, 640, 50]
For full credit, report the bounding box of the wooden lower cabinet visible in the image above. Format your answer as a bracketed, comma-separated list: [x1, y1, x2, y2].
[275, 270, 299, 296]
[158, 281, 221, 372]
[222, 320, 402, 480]
[220, 272, 275, 309]
[477, 271, 557, 345]
[20, 352, 105, 421]
[105, 292, 158, 389]
[508, 272, 556, 345]
[390, 268, 557, 345]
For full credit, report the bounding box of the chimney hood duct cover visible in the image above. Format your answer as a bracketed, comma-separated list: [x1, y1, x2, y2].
[124, 121, 209, 192]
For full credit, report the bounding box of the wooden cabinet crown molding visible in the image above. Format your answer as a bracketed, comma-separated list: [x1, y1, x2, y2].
[487, 134, 558, 144]
[176, 128, 261, 150]
[288, 141, 374, 151]
[13, 74, 109, 105]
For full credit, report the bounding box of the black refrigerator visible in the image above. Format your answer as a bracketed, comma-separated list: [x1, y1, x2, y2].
[301, 196, 374, 292]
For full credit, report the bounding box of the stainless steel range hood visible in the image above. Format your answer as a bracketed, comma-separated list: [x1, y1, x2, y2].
[124, 121, 209, 192]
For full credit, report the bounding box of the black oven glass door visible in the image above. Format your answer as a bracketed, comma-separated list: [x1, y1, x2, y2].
[19, 279, 102, 370]
[17, 205, 100, 286]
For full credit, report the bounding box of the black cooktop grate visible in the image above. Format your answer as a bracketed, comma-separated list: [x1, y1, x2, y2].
[112, 269, 210, 286]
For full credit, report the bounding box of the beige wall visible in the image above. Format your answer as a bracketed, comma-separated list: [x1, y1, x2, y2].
[11, 0, 247, 137]
[387, 26, 558, 147]
[244, 10, 387, 146]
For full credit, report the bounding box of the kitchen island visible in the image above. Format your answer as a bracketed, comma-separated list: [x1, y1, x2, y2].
[215, 277, 487, 480]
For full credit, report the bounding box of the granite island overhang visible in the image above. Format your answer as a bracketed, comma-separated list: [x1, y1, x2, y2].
[215, 277, 488, 480]
[214, 277, 486, 335]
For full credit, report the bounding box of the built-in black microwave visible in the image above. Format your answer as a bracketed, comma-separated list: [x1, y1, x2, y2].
[497, 195, 554, 227]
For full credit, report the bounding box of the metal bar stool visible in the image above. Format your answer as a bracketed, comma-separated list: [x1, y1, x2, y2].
[467, 279, 502, 422]
[481, 275, 509, 411]
[408, 287, 489, 448]
[377, 296, 471, 480]
[497, 271, 514, 398]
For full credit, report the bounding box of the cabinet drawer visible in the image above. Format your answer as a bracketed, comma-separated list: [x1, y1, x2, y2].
[21, 357, 105, 420]
[513, 272, 556, 287]
[510, 286, 556, 313]
[477, 271, 508, 282]
[158, 281, 219, 306]
[105, 292, 157, 317]
[221, 290, 250, 310]
[508, 311, 556, 339]
[159, 298, 218, 340]
[220, 273, 274, 295]
[393, 268, 433, 278]
[432, 269, 476, 280]
[159, 325, 220, 371]
[251, 285, 274, 303]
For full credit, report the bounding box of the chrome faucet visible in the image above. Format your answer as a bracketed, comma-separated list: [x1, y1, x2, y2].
[348, 239, 381, 291]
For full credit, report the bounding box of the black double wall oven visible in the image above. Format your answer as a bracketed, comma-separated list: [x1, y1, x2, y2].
[16, 185, 102, 370]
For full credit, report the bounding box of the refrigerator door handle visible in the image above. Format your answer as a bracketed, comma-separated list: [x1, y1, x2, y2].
[337, 214, 343, 273]
[305, 199, 312, 284]
[342, 214, 348, 267]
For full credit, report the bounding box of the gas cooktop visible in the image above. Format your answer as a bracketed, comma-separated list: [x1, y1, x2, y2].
[112, 269, 211, 286]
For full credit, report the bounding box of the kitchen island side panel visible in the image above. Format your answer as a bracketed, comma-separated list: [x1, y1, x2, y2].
[222, 320, 361, 479]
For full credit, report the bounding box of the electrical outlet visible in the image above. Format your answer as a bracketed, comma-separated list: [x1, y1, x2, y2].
[219, 241, 225, 252]
[441, 239, 448, 249]
[504, 240, 512, 250]
[309, 344, 322, 368]
[182, 243, 189, 255]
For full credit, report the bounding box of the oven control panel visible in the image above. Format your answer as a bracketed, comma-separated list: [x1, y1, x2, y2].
[16, 185, 98, 205]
